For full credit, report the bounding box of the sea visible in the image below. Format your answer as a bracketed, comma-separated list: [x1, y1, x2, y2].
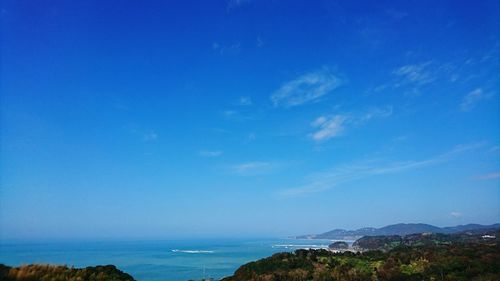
[0, 238, 339, 281]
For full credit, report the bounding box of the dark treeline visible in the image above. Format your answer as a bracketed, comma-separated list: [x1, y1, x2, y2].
[0, 264, 135, 281]
[2, 234, 499, 281]
[221, 243, 500, 281]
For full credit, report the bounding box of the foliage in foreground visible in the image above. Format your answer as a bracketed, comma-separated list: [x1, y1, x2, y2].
[221, 243, 500, 281]
[0, 264, 135, 281]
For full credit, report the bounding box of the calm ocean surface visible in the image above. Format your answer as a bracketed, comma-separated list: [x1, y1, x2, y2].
[0, 238, 335, 281]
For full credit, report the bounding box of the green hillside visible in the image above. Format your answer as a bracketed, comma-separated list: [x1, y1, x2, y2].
[0, 264, 135, 281]
[221, 243, 499, 281]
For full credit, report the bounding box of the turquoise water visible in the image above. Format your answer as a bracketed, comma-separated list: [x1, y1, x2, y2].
[0, 238, 334, 281]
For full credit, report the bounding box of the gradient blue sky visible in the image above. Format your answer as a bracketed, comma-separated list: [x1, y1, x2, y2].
[1, 0, 499, 240]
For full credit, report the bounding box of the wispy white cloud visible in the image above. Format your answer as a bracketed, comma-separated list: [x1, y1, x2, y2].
[475, 172, 500, 180]
[359, 106, 393, 121]
[392, 135, 409, 142]
[212, 42, 240, 55]
[271, 68, 341, 107]
[222, 110, 238, 117]
[126, 124, 159, 142]
[247, 133, 256, 142]
[450, 211, 462, 218]
[490, 145, 500, 153]
[256, 36, 264, 48]
[310, 115, 348, 141]
[238, 96, 253, 106]
[143, 131, 158, 142]
[221, 109, 259, 121]
[310, 107, 392, 142]
[368, 59, 470, 96]
[281, 143, 483, 196]
[230, 161, 283, 176]
[393, 61, 435, 87]
[371, 47, 499, 96]
[479, 43, 500, 64]
[143, 132, 158, 141]
[460, 88, 493, 111]
[200, 150, 223, 157]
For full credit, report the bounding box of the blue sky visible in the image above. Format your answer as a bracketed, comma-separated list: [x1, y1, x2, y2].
[1, 0, 499, 240]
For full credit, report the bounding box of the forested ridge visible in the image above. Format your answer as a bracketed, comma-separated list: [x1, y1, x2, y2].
[0, 264, 135, 281]
[221, 243, 499, 281]
[1, 231, 498, 281]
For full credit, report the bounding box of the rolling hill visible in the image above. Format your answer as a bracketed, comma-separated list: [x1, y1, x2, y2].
[296, 223, 500, 240]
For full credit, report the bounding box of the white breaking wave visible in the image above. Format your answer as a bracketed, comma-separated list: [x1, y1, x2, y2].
[171, 249, 215, 254]
[272, 244, 329, 249]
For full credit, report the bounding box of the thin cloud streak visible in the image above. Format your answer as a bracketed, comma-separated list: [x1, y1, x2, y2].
[476, 172, 500, 180]
[460, 88, 492, 111]
[370, 60, 464, 95]
[310, 107, 392, 142]
[231, 162, 272, 175]
[271, 68, 341, 107]
[200, 150, 223, 157]
[281, 143, 484, 197]
[230, 161, 285, 176]
[142, 131, 158, 142]
[238, 96, 253, 106]
[393, 61, 435, 87]
[212, 42, 241, 55]
[311, 115, 348, 141]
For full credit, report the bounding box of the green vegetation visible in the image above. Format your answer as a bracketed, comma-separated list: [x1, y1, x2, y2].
[328, 241, 349, 250]
[221, 243, 500, 281]
[353, 230, 498, 252]
[2, 231, 498, 281]
[0, 264, 135, 281]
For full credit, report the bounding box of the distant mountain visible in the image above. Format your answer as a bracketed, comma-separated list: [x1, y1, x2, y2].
[353, 229, 499, 252]
[377, 223, 443, 235]
[442, 223, 500, 233]
[296, 223, 500, 240]
[221, 237, 500, 281]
